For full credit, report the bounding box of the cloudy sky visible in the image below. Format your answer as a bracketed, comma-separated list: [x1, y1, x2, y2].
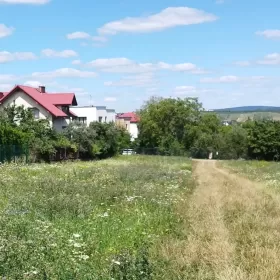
[0, 0, 279, 111]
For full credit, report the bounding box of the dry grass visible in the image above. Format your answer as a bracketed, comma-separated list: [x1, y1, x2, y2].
[159, 160, 280, 280]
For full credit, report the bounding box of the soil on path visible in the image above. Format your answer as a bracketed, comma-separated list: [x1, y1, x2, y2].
[172, 160, 280, 280]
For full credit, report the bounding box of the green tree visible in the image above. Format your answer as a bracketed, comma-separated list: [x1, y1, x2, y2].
[138, 97, 202, 155]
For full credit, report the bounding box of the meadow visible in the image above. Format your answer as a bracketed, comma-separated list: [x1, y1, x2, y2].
[0, 156, 193, 279]
[222, 160, 280, 189]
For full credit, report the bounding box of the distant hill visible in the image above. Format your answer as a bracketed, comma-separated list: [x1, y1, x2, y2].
[209, 106, 280, 122]
[213, 106, 280, 113]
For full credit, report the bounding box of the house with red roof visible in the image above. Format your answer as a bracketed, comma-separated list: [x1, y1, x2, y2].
[116, 112, 140, 140]
[0, 85, 78, 131]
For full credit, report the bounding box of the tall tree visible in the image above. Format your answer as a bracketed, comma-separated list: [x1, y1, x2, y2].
[138, 97, 202, 155]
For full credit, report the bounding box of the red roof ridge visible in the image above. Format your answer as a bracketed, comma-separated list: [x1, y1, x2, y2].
[0, 85, 68, 117]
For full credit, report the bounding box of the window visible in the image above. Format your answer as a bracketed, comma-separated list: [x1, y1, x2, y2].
[126, 124, 128, 129]
[99, 116, 102, 122]
[105, 116, 107, 122]
[61, 106, 69, 114]
[29, 107, 39, 119]
[77, 117, 87, 124]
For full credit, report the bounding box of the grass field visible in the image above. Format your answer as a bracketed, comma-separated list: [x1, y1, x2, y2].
[222, 160, 280, 188]
[0, 156, 193, 279]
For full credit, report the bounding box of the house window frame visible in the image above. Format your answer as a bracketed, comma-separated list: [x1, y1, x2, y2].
[29, 107, 40, 119]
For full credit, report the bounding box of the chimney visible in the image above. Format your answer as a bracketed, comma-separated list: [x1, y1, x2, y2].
[38, 86, 46, 93]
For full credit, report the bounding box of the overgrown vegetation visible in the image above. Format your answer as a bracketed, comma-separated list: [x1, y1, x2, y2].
[0, 156, 193, 279]
[136, 97, 280, 160]
[0, 105, 130, 162]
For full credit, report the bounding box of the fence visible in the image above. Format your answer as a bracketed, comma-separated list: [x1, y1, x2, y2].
[0, 145, 29, 163]
[134, 147, 189, 156]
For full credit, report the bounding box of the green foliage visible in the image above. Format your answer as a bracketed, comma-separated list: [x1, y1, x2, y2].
[64, 121, 131, 159]
[0, 105, 131, 162]
[137, 97, 280, 160]
[245, 120, 280, 160]
[138, 97, 202, 155]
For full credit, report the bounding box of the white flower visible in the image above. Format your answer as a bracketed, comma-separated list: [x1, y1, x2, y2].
[73, 242, 82, 248]
[73, 234, 81, 238]
[112, 260, 121, 265]
[79, 254, 89, 260]
[100, 212, 109, 218]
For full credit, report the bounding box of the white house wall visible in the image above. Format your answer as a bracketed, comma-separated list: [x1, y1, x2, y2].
[70, 106, 97, 126]
[96, 107, 107, 123]
[1, 90, 53, 125]
[53, 118, 70, 132]
[106, 110, 116, 122]
[129, 123, 139, 141]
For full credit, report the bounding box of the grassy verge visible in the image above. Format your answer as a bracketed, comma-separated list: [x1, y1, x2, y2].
[221, 160, 280, 189]
[0, 155, 193, 279]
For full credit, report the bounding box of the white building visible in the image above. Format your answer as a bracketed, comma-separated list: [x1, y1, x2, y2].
[70, 105, 116, 126]
[0, 85, 77, 131]
[116, 112, 139, 141]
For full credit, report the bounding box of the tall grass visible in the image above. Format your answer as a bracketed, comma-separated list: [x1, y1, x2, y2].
[0, 156, 193, 279]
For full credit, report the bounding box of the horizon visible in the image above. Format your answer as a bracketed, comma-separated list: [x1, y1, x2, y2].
[0, 0, 280, 112]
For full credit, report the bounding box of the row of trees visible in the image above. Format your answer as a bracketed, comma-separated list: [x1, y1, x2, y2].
[1, 98, 280, 162]
[135, 97, 280, 161]
[0, 105, 131, 162]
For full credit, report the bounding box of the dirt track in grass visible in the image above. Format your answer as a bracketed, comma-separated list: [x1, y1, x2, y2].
[170, 160, 280, 279]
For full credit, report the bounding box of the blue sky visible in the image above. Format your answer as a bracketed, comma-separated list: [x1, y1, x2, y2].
[0, 0, 280, 111]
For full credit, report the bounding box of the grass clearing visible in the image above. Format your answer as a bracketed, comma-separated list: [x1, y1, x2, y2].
[221, 160, 280, 189]
[0, 156, 193, 279]
[185, 160, 280, 280]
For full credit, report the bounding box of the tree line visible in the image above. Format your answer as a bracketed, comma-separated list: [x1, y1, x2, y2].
[1, 98, 280, 162]
[0, 105, 131, 162]
[135, 97, 280, 161]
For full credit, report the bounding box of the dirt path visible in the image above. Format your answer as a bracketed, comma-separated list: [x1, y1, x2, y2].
[175, 160, 280, 279]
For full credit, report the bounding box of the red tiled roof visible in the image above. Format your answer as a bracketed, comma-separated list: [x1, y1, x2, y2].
[117, 112, 139, 123]
[0, 85, 78, 117]
[44, 93, 77, 106]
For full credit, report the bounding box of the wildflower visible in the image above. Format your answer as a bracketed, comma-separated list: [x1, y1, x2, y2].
[73, 234, 81, 238]
[73, 242, 82, 248]
[99, 212, 109, 218]
[112, 260, 121, 265]
[79, 254, 89, 260]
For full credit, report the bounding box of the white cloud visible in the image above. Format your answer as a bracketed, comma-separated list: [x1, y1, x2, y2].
[67, 31, 107, 43]
[0, 51, 36, 63]
[0, 24, 14, 38]
[104, 97, 117, 102]
[98, 7, 217, 35]
[0, 83, 12, 91]
[0, 0, 49, 4]
[72, 59, 82, 65]
[104, 73, 156, 87]
[175, 85, 196, 92]
[24, 80, 42, 87]
[256, 30, 280, 39]
[201, 75, 267, 84]
[234, 61, 251, 67]
[87, 57, 204, 74]
[257, 53, 280, 65]
[41, 49, 78, 58]
[92, 36, 107, 42]
[0, 74, 17, 82]
[67, 31, 91, 40]
[32, 68, 98, 79]
[174, 85, 212, 96]
[201, 75, 239, 83]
